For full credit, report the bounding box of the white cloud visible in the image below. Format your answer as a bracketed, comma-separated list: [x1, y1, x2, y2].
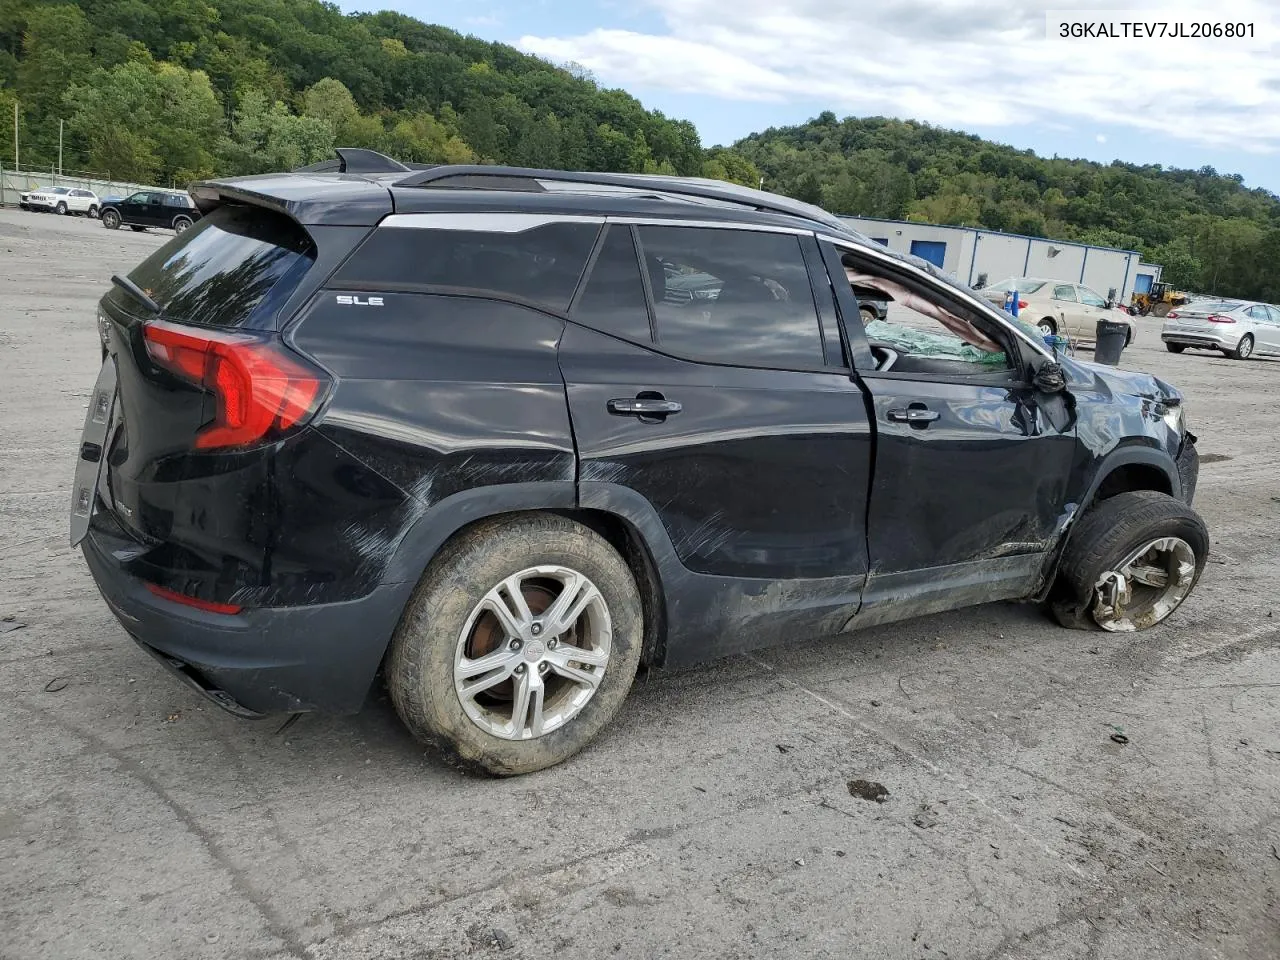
[518, 0, 1280, 153]
[1096, 134, 1107, 144]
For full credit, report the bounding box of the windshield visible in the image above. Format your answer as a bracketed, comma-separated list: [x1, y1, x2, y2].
[126, 206, 315, 328]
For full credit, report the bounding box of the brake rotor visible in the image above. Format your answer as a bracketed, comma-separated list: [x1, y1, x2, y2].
[465, 580, 557, 703]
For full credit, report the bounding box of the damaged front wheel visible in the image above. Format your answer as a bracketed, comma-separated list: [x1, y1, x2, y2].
[1049, 491, 1208, 632]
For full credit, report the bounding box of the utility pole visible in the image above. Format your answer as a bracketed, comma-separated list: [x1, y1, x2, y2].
[12, 100, 17, 173]
[58, 119, 63, 177]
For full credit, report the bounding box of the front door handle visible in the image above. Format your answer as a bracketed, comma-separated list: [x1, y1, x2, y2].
[887, 406, 940, 425]
[608, 397, 682, 417]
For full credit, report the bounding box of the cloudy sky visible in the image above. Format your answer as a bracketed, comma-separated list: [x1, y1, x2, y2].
[341, 0, 1280, 192]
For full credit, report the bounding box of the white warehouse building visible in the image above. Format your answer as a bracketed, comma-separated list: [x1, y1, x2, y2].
[839, 216, 1163, 305]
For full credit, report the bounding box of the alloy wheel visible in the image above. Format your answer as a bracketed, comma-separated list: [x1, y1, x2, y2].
[1091, 536, 1197, 632]
[454, 565, 612, 740]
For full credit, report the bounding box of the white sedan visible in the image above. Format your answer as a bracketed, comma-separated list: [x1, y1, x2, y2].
[23, 186, 101, 217]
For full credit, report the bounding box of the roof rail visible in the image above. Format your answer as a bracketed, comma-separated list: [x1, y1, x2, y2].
[393, 165, 850, 232]
[294, 148, 437, 175]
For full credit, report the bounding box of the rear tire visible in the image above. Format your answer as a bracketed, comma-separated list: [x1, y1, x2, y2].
[88, 205, 99, 219]
[1049, 491, 1207, 632]
[1152, 302, 1171, 318]
[387, 513, 643, 776]
[1037, 318, 1057, 336]
[101, 209, 120, 230]
[1165, 343, 1185, 353]
[859, 306, 877, 325]
[172, 215, 192, 234]
[1229, 335, 1254, 361]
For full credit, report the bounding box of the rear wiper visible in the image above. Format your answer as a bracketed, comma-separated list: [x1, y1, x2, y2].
[110, 275, 161, 315]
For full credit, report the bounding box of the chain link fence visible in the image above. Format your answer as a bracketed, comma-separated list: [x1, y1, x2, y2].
[0, 163, 172, 208]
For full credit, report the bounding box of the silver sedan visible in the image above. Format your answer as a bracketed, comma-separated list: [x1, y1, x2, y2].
[1161, 299, 1280, 360]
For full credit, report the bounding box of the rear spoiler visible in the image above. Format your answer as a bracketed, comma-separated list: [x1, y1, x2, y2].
[188, 176, 395, 226]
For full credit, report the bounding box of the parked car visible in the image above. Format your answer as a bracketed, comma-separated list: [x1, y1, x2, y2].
[22, 186, 101, 217]
[1162, 299, 1280, 360]
[980, 277, 1136, 343]
[99, 190, 201, 233]
[72, 159, 1205, 776]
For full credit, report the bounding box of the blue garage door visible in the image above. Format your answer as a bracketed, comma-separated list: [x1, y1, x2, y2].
[910, 240, 947, 268]
[1134, 274, 1153, 294]
[870, 237, 889, 246]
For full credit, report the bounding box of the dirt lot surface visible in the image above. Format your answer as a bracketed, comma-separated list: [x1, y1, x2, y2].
[2, 208, 1278, 960]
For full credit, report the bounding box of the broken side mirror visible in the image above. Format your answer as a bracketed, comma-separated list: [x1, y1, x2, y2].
[1106, 287, 1117, 308]
[1033, 361, 1066, 394]
[974, 272, 988, 290]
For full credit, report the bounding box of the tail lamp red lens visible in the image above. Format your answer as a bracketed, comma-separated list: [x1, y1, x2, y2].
[1018, 300, 1028, 309]
[1207, 315, 1236, 324]
[145, 582, 243, 615]
[142, 319, 327, 450]
[1167, 311, 1179, 319]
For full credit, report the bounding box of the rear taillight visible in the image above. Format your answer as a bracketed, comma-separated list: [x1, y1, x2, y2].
[1207, 315, 1236, 324]
[1167, 311, 1179, 319]
[142, 319, 328, 450]
[1018, 300, 1028, 309]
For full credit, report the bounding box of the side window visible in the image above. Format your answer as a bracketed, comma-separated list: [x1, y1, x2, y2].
[129, 192, 151, 204]
[333, 220, 600, 312]
[1245, 305, 1267, 320]
[1053, 284, 1076, 301]
[636, 225, 824, 369]
[1267, 306, 1280, 323]
[841, 251, 1015, 373]
[1079, 287, 1107, 308]
[570, 225, 652, 342]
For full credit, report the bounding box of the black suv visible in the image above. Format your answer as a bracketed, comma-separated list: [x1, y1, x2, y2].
[72, 156, 1205, 775]
[100, 190, 202, 233]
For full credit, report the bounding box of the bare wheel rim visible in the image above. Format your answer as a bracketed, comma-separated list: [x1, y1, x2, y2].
[1091, 536, 1197, 632]
[1239, 337, 1253, 358]
[454, 565, 612, 741]
[1038, 320, 1054, 336]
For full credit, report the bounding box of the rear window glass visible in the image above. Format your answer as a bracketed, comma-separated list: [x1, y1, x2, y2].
[125, 206, 315, 328]
[1188, 300, 1240, 313]
[333, 221, 599, 312]
[990, 278, 1046, 294]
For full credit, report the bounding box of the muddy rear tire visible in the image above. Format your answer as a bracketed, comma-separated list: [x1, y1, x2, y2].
[386, 513, 643, 776]
[1049, 491, 1207, 632]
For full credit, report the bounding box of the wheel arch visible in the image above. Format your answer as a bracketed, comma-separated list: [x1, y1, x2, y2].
[1033, 445, 1182, 602]
[380, 481, 671, 669]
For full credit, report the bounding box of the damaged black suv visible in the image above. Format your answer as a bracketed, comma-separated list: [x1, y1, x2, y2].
[72, 151, 1205, 775]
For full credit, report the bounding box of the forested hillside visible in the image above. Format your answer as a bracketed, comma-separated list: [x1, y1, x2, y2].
[1, 2, 1277, 298]
[735, 114, 1280, 299]
[0, 0, 756, 185]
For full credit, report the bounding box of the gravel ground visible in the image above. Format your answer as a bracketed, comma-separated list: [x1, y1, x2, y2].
[1, 208, 1278, 960]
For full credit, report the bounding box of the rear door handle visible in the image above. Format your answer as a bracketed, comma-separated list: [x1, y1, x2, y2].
[887, 407, 940, 424]
[608, 398, 682, 417]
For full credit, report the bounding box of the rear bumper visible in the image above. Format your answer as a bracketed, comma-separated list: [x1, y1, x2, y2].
[83, 524, 414, 716]
[1162, 331, 1232, 349]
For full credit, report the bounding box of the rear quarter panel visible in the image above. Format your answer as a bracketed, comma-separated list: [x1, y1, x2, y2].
[289, 291, 577, 585]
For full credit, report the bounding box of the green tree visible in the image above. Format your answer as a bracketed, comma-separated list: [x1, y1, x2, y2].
[303, 76, 382, 146]
[65, 58, 223, 181]
[225, 88, 333, 174]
